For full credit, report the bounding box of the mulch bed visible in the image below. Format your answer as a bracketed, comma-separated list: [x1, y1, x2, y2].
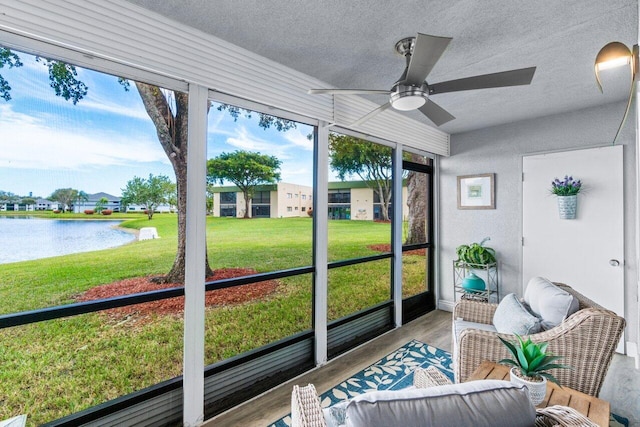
[75, 268, 279, 324]
[367, 243, 426, 256]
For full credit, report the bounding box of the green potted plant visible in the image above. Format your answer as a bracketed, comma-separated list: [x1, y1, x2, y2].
[455, 237, 496, 266]
[455, 237, 496, 292]
[498, 334, 570, 405]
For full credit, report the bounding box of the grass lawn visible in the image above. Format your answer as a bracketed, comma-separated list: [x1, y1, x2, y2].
[0, 214, 428, 425]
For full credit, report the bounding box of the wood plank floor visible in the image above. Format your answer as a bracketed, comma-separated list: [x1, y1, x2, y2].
[205, 309, 452, 427]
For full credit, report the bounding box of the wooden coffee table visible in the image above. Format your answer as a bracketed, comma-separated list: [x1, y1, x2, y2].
[469, 361, 610, 426]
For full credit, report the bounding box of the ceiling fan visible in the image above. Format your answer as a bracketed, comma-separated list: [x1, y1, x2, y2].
[308, 33, 536, 127]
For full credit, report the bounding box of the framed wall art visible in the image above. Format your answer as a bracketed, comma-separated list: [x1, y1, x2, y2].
[457, 173, 495, 209]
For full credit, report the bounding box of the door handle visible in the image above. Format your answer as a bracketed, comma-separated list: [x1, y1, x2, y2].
[609, 259, 620, 267]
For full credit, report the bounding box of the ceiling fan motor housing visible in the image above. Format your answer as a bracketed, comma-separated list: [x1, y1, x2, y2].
[390, 83, 428, 110]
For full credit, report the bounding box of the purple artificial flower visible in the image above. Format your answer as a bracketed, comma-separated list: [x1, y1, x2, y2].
[550, 175, 582, 196]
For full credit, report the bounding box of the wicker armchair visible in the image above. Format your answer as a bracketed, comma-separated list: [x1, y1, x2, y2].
[454, 283, 625, 397]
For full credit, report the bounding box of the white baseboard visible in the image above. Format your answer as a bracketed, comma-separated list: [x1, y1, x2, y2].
[438, 300, 455, 312]
[627, 341, 640, 369]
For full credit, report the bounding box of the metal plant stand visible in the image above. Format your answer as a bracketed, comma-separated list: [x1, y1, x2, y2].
[453, 260, 499, 303]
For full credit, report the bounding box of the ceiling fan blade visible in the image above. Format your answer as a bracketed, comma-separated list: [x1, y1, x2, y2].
[350, 102, 392, 127]
[429, 67, 536, 95]
[418, 99, 456, 126]
[308, 88, 391, 95]
[404, 33, 452, 86]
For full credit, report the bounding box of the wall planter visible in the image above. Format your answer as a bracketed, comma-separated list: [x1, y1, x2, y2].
[551, 176, 582, 220]
[556, 195, 577, 219]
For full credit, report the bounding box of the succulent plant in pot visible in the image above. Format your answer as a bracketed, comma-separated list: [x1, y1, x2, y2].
[499, 334, 570, 405]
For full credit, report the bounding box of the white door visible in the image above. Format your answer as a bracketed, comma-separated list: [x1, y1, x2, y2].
[522, 145, 624, 352]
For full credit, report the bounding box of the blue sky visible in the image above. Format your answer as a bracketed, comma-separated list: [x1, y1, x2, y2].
[0, 49, 315, 198]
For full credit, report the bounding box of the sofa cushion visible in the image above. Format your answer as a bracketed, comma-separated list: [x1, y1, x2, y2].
[524, 277, 579, 329]
[343, 380, 536, 427]
[493, 293, 542, 335]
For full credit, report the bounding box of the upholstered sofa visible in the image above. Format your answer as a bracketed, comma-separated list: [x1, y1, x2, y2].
[291, 378, 537, 427]
[290, 366, 599, 427]
[453, 278, 626, 396]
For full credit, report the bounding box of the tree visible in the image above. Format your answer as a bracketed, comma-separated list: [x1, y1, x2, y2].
[121, 174, 175, 220]
[0, 49, 22, 101]
[1, 47, 296, 283]
[207, 151, 281, 218]
[76, 191, 89, 213]
[49, 188, 79, 213]
[131, 84, 293, 282]
[206, 183, 216, 215]
[404, 153, 428, 244]
[329, 133, 393, 221]
[0, 191, 19, 203]
[94, 197, 109, 214]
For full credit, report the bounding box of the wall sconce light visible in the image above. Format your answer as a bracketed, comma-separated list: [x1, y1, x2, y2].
[594, 42, 639, 144]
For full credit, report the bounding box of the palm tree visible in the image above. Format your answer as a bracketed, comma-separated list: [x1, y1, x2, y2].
[94, 196, 109, 214]
[75, 191, 89, 213]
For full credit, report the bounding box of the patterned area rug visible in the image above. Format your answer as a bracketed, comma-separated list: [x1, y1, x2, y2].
[269, 340, 452, 427]
[268, 339, 628, 427]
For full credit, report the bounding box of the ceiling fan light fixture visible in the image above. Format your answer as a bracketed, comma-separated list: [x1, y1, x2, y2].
[390, 94, 426, 111]
[390, 84, 427, 111]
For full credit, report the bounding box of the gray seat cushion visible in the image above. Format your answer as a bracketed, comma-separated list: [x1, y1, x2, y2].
[454, 318, 498, 342]
[343, 379, 536, 427]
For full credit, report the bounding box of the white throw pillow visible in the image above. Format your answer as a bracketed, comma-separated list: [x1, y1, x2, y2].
[524, 277, 579, 329]
[493, 293, 542, 335]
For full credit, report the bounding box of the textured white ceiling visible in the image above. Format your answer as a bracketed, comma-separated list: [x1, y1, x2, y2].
[124, 0, 637, 134]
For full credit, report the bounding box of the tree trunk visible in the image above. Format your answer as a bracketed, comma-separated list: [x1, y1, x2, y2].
[135, 83, 213, 283]
[405, 154, 428, 245]
[243, 191, 251, 218]
[376, 181, 391, 221]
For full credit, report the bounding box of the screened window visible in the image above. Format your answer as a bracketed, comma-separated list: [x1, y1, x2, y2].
[205, 100, 314, 367]
[0, 46, 182, 425]
[328, 189, 351, 204]
[401, 153, 435, 322]
[220, 192, 237, 203]
[252, 191, 271, 204]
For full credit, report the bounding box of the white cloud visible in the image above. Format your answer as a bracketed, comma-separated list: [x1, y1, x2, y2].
[226, 126, 284, 154]
[207, 112, 230, 136]
[284, 128, 314, 151]
[78, 97, 151, 121]
[4, 55, 152, 121]
[0, 104, 168, 170]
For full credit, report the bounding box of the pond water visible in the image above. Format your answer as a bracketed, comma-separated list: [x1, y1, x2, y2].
[0, 216, 136, 264]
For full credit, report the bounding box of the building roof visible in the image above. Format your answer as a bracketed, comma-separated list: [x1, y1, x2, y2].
[87, 192, 121, 202]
